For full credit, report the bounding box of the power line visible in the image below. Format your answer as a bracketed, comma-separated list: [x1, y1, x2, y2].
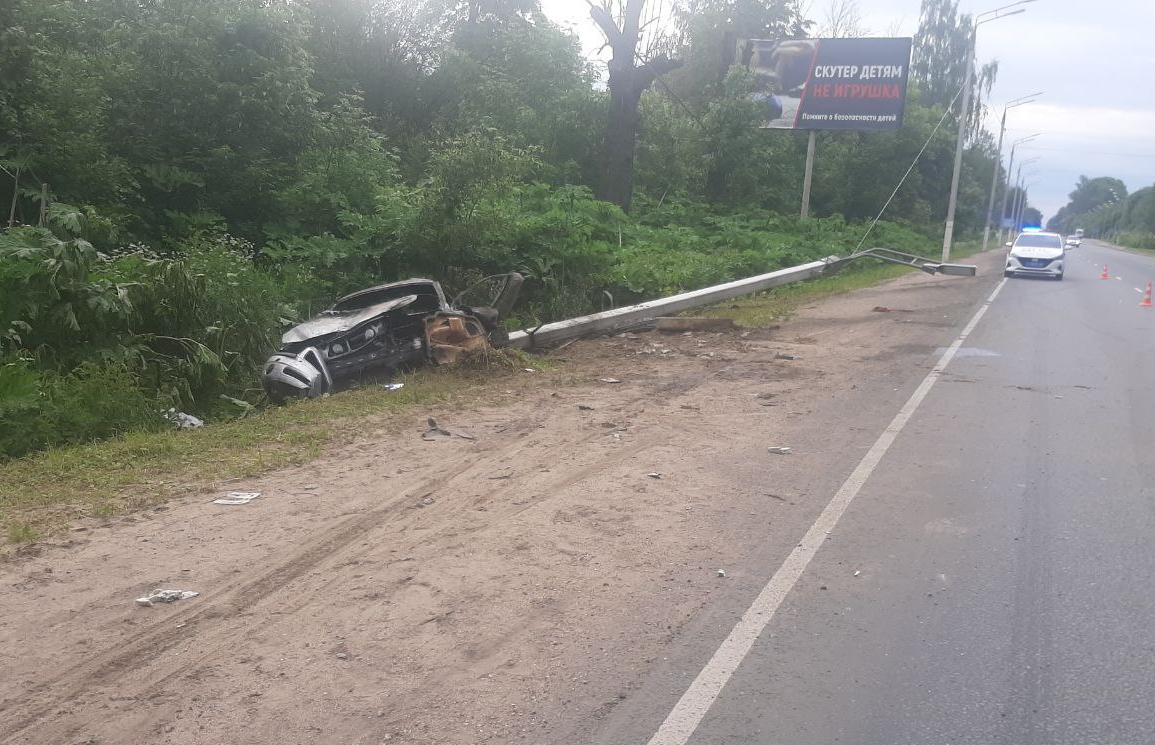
[854, 83, 967, 252]
[1019, 145, 1155, 160]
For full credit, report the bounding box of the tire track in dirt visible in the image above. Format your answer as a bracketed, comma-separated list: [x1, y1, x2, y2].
[2, 368, 727, 744]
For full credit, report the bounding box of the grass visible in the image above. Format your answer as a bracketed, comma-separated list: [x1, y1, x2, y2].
[0, 242, 989, 550]
[700, 240, 987, 327]
[0, 349, 550, 549]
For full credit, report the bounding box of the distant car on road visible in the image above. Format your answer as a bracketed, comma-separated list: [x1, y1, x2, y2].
[1005, 231, 1065, 280]
[1066, 234, 1081, 248]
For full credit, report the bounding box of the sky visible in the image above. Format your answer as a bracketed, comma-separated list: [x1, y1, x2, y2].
[540, 0, 1155, 221]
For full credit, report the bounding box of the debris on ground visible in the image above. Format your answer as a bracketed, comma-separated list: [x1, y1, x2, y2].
[716, 569, 727, 578]
[598, 377, 622, 384]
[767, 447, 793, 455]
[655, 317, 737, 333]
[423, 417, 475, 441]
[164, 409, 204, 430]
[135, 589, 199, 607]
[212, 491, 262, 506]
[577, 404, 594, 411]
[647, 472, 662, 479]
[853, 570, 862, 577]
[872, 306, 914, 313]
[383, 383, 405, 391]
[775, 353, 801, 361]
[418, 495, 435, 507]
[219, 394, 256, 414]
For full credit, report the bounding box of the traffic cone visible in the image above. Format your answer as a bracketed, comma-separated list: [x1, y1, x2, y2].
[1100, 265, 1111, 280]
[1141, 282, 1153, 308]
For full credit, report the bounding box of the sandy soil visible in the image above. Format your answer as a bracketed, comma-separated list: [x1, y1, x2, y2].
[0, 252, 1003, 745]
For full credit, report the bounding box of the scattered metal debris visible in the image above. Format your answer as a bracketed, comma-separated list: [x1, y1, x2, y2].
[767, 447, 792, 455]
[136, 589, 199, 607]
[164, 409, 204, 430]
[423, 417, 453, 441]
[716, 569, 727, 578]
[422, 417, 475, 441]
[598, 377, 622, 384]
[212, 491, 261, 505]
[775, 353, 801, 361]
[647, 472, 663, 479]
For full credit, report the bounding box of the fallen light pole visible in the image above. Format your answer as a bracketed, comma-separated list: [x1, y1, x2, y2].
[506, 250, 976, 350]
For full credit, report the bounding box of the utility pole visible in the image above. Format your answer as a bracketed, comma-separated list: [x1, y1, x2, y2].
[982, 94, 1041, 253]
[941, 22, 975, 263]
[997, 134, 1039, 244]
[941, 0, 1035, 262]
[800, 131, 817, 219]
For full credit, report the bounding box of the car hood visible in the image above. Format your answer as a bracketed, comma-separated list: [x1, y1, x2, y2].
[1011, 246, 1064, 260]
[282, 295, 417, 345]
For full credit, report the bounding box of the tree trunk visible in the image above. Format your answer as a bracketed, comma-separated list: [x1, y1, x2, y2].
[590, 0, 681, 213]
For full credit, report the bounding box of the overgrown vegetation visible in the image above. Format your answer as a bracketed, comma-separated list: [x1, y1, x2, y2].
[1048, 176, 1155, 247]
[3, 0, 1018, 462]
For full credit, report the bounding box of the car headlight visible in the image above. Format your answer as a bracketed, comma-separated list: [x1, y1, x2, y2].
[328, 342, 347, 357]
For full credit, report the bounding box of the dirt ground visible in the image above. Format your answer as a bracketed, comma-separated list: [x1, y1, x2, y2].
[0, 252, 1003, 745]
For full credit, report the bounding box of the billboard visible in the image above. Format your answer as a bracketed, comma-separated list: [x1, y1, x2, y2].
[739, 37, 913, 131]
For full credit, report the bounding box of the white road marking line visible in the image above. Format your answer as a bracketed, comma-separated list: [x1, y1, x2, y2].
[645, 278, 1009, 745]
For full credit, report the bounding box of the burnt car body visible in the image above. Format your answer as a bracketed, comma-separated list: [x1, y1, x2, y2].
[262, 274, 522, 402]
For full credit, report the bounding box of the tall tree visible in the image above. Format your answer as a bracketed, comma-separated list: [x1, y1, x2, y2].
[588, 0, 682, 211]
[911, 0, 997, 139]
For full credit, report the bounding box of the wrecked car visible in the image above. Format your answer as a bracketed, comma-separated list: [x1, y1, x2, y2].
[262, 274, 522, 402]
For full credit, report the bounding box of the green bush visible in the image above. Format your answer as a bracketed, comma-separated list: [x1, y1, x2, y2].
[1119, 232, 1155, 251]
[0, 360, 166, 458]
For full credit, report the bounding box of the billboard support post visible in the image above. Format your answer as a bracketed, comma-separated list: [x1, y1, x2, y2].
[800, 131, 816, 219]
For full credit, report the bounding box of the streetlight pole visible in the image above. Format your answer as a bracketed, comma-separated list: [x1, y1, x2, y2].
[981, 93, 1042, 252]
[1015, 180, 1037, 232]
[997, 134, 1039, 243]
[1011, 164, 1038, 233]
[941, 0, 1035, 262]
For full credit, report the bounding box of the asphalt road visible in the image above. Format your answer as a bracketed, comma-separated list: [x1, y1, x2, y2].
[600, 240, 1155, 745]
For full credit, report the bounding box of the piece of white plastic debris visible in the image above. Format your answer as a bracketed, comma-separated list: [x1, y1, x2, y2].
[212, 491, 261, 505]
[164, 408, 204, 430]
[647, 472, 663, 479]
[136, 589, 199, 607]
[598, 377, 622, 384]
[853, 570, 862, 577]
[716, 569, 727, 578]
[383, 383, 404, 391]
[767, 447, 792, 455]
[523, 368, 537, 373]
